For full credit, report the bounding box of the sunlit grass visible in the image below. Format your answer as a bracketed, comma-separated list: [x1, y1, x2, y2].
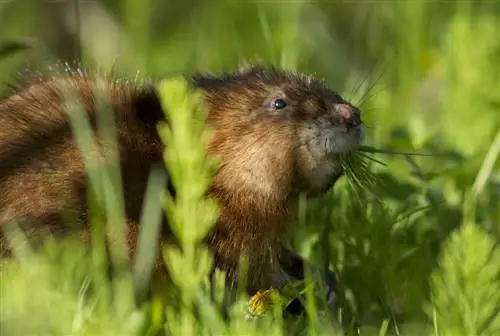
[0, 1, 499, 335]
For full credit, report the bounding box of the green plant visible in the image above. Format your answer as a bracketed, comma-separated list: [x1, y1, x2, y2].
[0, 1, 499, 335]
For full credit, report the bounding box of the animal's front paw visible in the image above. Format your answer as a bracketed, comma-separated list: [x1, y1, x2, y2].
[323, 269, 337, 310]
[281, 268, 337, 315]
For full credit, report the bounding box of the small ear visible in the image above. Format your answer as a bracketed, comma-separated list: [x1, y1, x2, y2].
[187, 73, 228, 91]
[187, 60, 271, 92]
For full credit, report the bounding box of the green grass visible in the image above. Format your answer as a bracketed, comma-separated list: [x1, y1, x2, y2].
[0, 1, 499, 335]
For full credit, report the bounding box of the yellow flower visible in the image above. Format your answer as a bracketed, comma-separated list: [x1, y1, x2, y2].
[247, 289, 278, 317]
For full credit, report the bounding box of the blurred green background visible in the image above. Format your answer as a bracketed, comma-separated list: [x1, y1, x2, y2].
[0, 0, 498, 335]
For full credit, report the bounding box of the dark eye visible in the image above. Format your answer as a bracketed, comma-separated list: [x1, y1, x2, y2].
[272, 98, 287, 110]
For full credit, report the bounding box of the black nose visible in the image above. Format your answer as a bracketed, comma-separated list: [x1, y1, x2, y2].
[334, 103, 361, 130]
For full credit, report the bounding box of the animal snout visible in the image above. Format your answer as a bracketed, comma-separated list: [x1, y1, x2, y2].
[334, 103, 361, 130]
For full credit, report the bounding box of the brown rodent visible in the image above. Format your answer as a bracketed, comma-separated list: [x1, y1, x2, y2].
[0, 62, 363, 312]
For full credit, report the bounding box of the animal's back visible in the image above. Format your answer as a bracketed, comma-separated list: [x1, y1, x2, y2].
[0, 72, 166, 255]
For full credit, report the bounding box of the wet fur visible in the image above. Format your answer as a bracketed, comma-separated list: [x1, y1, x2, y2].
[0, 65, 168, 265]
[0, 62, 355, 312]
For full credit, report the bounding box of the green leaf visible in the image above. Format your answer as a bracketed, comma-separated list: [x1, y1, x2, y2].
[0, 38, 35, 59]
[429, 222, 500, 336]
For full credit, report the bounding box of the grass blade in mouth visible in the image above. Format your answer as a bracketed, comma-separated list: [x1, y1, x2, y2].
[341, 143, 455, 200]
[339, 151, 379, 199]
[357, 145, 446, 157]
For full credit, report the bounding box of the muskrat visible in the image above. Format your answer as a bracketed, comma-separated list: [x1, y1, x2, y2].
[0, 62, 363, 313]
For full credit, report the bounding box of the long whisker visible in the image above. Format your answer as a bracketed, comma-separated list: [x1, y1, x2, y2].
[351, 58, 379, 98]
[358, 87, 386, 108]
[355, 51, 397, 108]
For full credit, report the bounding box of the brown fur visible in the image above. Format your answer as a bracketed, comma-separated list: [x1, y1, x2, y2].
[0, 63, 363, 302]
